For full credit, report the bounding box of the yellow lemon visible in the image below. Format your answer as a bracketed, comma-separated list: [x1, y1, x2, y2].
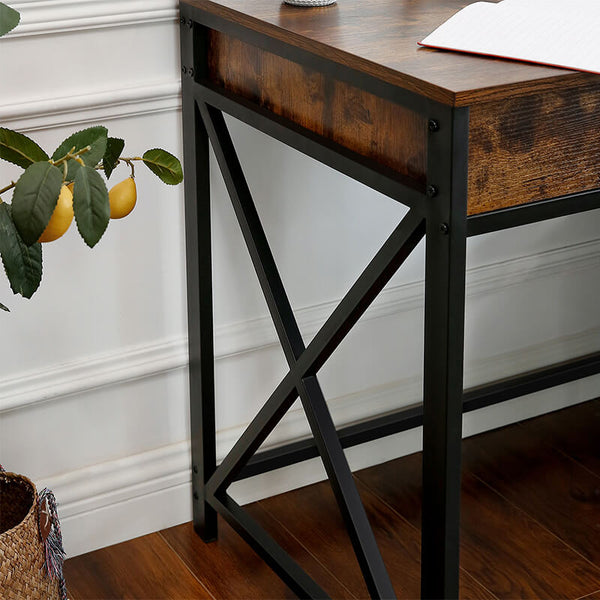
[38, 185, 74, 243]
[109, 177, 137, 219]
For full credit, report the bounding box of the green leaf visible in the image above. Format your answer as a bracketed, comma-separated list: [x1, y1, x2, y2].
[0, 203, 43, 299]
[73, 166, 109, 248]
[103, 137, 125, 180]
[11, 162, 62, 246]
[142, 148, 183, 185]
[0, 3, 20, 37]
[52, 126, 108, 181]
[0, 128, 49, 169]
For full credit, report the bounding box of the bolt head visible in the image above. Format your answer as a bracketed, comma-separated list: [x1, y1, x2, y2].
[440, 223, 449, 234]
[426, 185, 438, 198]
[428, 119, 440, 132]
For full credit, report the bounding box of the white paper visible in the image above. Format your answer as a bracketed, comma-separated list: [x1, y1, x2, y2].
[419, 0, 600, 75]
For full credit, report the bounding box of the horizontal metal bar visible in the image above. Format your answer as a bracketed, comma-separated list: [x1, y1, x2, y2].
[463, 349, 600, 411]
[236, 404, 423, 481]
[194, 82, 425, 210]
[236, 350, 600, 479]
[207, 493, 330, 599]
[467, 189, 600, 236]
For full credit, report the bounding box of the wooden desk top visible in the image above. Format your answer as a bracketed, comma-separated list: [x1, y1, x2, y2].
[181, 0, 598, 106]
[182, 0, 600, 214]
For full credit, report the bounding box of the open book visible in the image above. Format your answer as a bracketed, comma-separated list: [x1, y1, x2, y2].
[419, 0, 600, 75]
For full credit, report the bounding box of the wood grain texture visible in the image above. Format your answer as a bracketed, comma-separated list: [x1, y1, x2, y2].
[63, 400, 600, 599]
[208, 30, 427, 187]
[200, 10, 600, 215]
[258, 477, 497, 599]
[182, 0, 596, 106]
[63, 533, 212, 599]
[160, 505, 354, 599]
[462, 423, 600, 566]
[521, 399, 600, 478]
[468, 80, 600, 213]
[356, 453, 600, 599]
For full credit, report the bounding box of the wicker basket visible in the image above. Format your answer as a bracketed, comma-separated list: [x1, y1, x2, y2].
[0, 471, 66, 600]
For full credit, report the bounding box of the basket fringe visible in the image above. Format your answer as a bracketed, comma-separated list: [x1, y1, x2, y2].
[38, 488, 67, 600]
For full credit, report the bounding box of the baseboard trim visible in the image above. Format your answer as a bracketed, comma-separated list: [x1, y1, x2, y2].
[46, 323, 600, 556]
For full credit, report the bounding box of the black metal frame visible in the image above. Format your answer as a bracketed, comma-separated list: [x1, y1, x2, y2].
[180, 9, 600, 599]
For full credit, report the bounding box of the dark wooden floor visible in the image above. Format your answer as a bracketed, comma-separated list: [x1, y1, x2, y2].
[64, 399, 600, 599]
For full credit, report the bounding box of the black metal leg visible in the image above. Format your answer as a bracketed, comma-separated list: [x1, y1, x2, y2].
[421, 107, 469, 599]
[181, 21, 217, 542]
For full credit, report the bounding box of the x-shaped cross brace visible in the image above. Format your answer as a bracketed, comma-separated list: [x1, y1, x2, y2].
[196, 99, 427, 598]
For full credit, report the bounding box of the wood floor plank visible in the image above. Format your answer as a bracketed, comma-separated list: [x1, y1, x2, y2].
[64, 532, 212, 600]
[356, 452, 600, 599]
[462, 420, 600, 566]
[520, 399, 600, 477]
[258, 477, 497, 599]
[61, 402, 600, 599]
[160, 503, 354, 599]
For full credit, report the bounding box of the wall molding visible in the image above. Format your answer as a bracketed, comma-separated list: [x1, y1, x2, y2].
[7, 0, 178, 38]
[0, 80, 182, 132]
[44, 321, 600, 556]
[3, 236, 600, 414]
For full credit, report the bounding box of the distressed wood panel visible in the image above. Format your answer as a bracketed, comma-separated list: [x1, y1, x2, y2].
[207, 30, 427, 187]
[206, 30, 600, 215]
[468, 80, 600, 214]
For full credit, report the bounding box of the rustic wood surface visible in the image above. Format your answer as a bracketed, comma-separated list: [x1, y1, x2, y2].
[191, 0, 600, 213]
[208, 30, 427, 189]
[182, 0, 596, 106]
[207, 29, 600, 214]
[467, 79, 600, 213]
[64, 399, 600, 599]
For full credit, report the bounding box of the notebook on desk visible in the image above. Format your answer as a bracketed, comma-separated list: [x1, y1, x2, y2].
[419, 0, 600, 75]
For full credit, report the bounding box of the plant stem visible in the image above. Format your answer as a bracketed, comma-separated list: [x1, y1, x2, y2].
[96, 156, 143, 178]
[52, 145, 91, 167]
[0, 181, 16, 195]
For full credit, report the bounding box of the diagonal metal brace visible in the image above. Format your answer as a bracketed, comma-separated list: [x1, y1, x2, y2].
[198, 100, 425, 598]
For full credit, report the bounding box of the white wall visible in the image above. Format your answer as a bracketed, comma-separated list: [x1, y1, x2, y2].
[2, 0, 600, 558]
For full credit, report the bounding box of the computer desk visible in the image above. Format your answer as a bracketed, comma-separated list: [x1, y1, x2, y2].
[178, 0, 600, 597]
